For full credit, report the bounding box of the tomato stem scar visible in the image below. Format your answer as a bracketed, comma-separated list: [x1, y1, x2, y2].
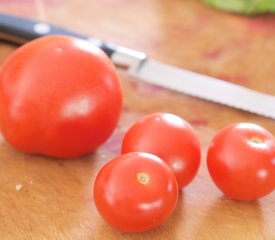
[250, 137, 264, 144]
[137, 172, 150, 185]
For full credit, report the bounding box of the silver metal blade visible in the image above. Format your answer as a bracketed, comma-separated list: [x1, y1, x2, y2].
[129, 59, 275, 119]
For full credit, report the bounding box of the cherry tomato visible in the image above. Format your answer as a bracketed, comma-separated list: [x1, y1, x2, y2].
[0, 35, 122, 158]
[207, 123, 275, 201]
[93, 152, 178, 233]
[121, 113, 201, 189]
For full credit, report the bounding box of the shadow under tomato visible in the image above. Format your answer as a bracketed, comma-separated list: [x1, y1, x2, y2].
[192, 196, 264, 240]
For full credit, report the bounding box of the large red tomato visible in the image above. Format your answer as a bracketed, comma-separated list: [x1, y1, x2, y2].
[0, 35, 122, 158]
[207, 123, 275, 201]
[93, 152, 178, 233]
[121, 113, 201, 189]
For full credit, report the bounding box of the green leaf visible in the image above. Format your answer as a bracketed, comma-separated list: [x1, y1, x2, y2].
[204, 0, 275, 15]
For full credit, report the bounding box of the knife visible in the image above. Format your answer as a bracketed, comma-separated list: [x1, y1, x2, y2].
[0, 13, 275, 119]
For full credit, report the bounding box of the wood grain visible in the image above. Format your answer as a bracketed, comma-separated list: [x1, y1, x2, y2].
[0, 0, 274, 239]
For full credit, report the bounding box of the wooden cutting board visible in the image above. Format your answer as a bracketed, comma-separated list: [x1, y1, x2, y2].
[0, 0, 274, 239]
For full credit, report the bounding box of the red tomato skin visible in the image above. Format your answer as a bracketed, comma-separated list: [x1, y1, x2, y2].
[93, 152, 179, 233]
[0, 35, 122, 158]
[207, 123, 275, 201]
[121, 113, 201, 189]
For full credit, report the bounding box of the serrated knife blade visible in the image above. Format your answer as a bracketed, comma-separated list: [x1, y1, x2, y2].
[0, 13, 275, 119]
[130, 59, 275, 119]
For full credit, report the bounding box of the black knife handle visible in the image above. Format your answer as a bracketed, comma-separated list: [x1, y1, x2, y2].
[0, 13, 147, 70]
[0, 13, 116, 57]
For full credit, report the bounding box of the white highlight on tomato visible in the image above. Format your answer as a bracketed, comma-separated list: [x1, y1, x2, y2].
[63, 97, 94, 118]
[257, 169, 268, 179]
[170, 159, 185, 173]
[161, 113, 185, 128]
[138, 199, 163, 211]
